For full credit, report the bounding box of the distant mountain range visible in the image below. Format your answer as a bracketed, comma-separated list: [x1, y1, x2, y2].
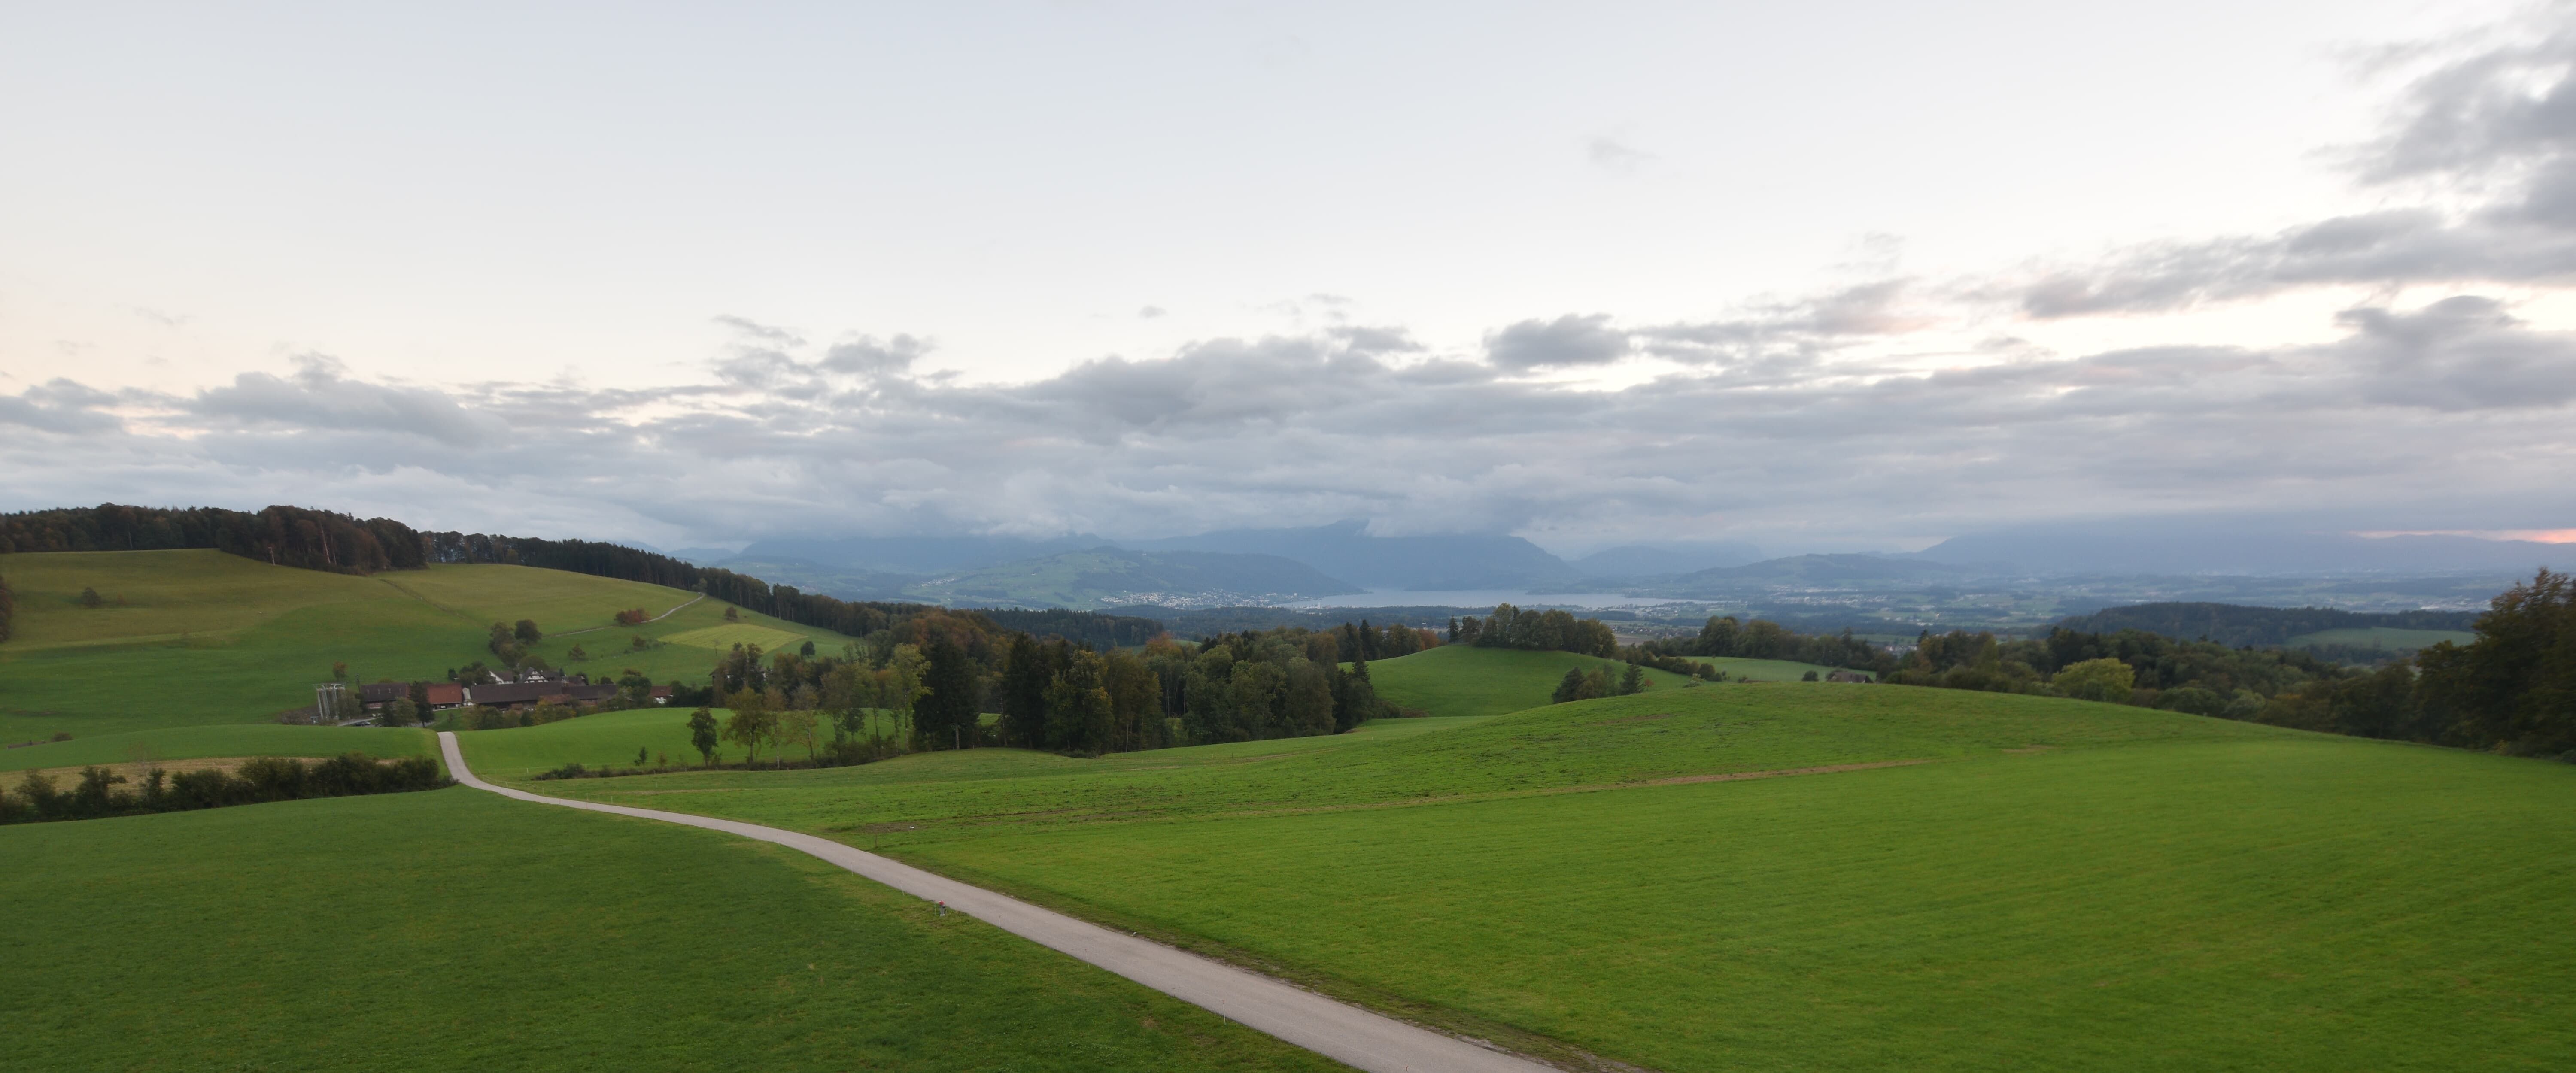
[1914, 530, 2565, 576]
[908, 547, 1360, 610]
[1125, 521, 1586, 589]
[668, 521, 2565, 614]
[1566, 542, 1765, 578]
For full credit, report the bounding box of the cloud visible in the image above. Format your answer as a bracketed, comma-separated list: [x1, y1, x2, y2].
[1139, 306, 1166, 319]
[818, 334, 932, 378]
[1586, 136, 1653, 172]
[713, 315, 806, 346]
[2011, 18, 2576, 316]
[1485, 314, 1631, 370]
[8, 294, 2572, 548]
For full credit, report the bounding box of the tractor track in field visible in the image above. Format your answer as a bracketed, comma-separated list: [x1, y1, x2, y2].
[438, 731, 1562, 1073]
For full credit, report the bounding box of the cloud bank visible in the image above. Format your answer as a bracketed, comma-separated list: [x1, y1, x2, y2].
[8, 12, 2576, 552]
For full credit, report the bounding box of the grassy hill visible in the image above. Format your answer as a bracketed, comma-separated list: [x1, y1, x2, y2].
[0, 550, 854, 741]
[1357, 644, 1696, 718]
[0, 787, 1337, 1073]
[504, 685, 2576, 1070]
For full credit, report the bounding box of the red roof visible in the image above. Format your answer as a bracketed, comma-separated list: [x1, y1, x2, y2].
[425, 683, 465, 706]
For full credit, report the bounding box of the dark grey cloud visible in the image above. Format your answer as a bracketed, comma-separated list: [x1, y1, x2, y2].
[1485, 314, 1630, 370]
[0, 379, 123, 434]
[818, 334, 931, 378]
[6, 294, 2570, 548]
[189, 355, 501, 446]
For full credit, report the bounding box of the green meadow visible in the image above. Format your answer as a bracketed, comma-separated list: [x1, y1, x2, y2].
[15, 553, 2576, 1070]
[489, 658, 2576, 1071]
[1680, 653, 1858, 681]
[904, 737, 2575, 1072]
[0, 550, 851, 741]
[0, 787, 1337, 1073]
[1357, 643, 1695, 717]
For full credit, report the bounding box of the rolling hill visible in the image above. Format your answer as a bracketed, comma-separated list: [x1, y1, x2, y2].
[495, 682, 2576, 1070]
[0, 549, 856, 741]
[0, 786, 1336, 1072]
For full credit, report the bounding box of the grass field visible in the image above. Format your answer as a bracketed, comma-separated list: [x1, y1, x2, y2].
[0, 723, 433, 773]
[659, 621, 817, 652]
[0, 787, 1339, 1073]
[0, 550, 855, 740]
[1357, 644, 1697, 718]
[2287, 626, 2478, 651]
[503, 685, 2576, 1070]
[1679, 654, 1861, 681]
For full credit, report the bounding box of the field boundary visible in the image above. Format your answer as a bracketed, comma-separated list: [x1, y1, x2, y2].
[550, 593, 707, 638]
[438, 732, 1562, 1073]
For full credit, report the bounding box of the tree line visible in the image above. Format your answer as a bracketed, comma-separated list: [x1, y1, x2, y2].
[1449, 603, 1617, 656]
[0, 503, 426, 573]
[0, 753, 449, 824]
[603, 617, 1427, 773]
[2051, 601, 2479, 649]
[1639, 615, 1885, 671]
[1879, 570, 2576, 757]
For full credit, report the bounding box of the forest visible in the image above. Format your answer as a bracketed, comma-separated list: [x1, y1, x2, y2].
[671, 617, 1426, 764]
[2052, 602, 2479, 647]
[1884, 570, 2576, 758]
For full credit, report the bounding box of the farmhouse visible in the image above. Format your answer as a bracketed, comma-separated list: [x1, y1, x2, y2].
[342, 672, 667, 715]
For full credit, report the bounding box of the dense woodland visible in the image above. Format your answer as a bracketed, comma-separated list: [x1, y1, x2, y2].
[1886, 570, 2576, 758]
[2053, 602, 2480, 648]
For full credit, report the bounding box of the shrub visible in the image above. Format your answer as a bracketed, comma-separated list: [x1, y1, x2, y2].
[3, 753, 445, 824]
[2052, 658, 2137, 703]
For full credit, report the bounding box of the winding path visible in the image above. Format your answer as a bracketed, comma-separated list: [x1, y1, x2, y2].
[437, 733, 1555, 1073]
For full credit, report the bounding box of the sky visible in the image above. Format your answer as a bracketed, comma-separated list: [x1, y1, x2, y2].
[5, 0, 2575, 555]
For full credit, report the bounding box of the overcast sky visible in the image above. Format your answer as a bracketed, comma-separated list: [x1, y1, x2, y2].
[6, 0, 2574, 554]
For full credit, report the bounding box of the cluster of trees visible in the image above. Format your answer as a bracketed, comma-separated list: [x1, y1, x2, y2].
[1643, 616, 1885, 671]
[1553, 664, 1650, 703]
[1108, 627, 1396, 748]
[1883, 624, 2347, 714]
[2279, 570, 2576, 755]
[1450, 604, 1616, 656]
[639, 618, 1409, 769]
[1879, 570, 2576, 757]
[0, 753, 448, 824]
[486, 619, 543, 665]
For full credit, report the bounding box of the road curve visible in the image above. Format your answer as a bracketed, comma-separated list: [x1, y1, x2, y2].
[437, 733, 1557, 1073]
